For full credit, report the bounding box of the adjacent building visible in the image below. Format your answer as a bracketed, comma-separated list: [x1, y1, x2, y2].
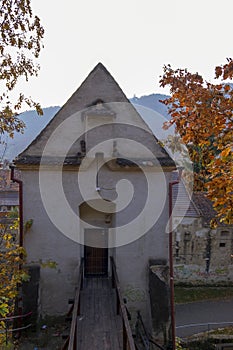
[173, 182, 233, 283]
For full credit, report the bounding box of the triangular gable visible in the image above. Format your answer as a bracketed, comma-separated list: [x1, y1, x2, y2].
[15, 63, 174, 168]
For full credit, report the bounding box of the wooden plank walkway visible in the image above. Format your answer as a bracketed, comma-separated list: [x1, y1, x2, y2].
[77, 277, 123, 350]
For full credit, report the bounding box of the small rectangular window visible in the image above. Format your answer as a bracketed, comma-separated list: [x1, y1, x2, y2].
[220, 231, 229, 237]
[219, 242, 226, 247]
[184, 232, 191, 241]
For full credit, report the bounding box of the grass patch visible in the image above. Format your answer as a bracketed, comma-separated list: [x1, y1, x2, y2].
[185, 339, 216, 350]
[175, 286, 233, 304]
[210, 325, 233, 336]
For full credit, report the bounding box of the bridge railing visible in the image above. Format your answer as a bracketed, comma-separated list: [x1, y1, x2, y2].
[62, 258, 84, 350]
[135, 310, 165, 350]
[110, 256, 136, 350]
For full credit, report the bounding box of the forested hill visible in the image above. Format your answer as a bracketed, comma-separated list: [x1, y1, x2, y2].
[1, 93, 169, 161]
[130, 93, 170, 118]
[1, 106, 60, 162]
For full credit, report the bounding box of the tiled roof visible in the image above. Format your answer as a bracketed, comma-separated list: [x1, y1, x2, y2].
[116, 157, 175, 168]
[15, 155, 83, 166]
[172, 180, 199, 218]
[172, 175, 231, 227]
[0, 169, 19, 207]
[0, 169, 20, 191]
[192, 192, 217, 225]
[0, 191, 19, 206]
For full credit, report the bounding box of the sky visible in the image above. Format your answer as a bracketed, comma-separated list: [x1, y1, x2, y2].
[17, 0, 233, 108]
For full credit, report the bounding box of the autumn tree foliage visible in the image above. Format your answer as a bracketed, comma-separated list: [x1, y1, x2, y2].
[160, 60, 233, 225]
[0, 0, 43, 343]
[0, 0, 44, 138]
[0, 217, 27, 344]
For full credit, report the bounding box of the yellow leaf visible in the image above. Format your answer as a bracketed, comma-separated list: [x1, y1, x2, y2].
[221, 148, 231, 158]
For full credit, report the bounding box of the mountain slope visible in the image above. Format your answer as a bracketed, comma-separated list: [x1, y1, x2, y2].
[1, 106, 60, 161]
[130, 93, 170, 118]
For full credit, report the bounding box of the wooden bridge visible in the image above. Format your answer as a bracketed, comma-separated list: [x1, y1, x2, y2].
[62, 257, 136, 350]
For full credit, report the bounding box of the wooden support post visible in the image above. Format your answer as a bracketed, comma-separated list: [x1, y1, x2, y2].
[80, 258, 84, 291]
[77, 297, 80, 316]
[117, 295, 120, 315]
[111, 264, 115, 289]
[74, 325, 77, 350]
[123, 323, 128, 350]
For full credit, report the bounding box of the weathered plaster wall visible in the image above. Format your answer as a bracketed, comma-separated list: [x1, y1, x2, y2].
[21, 166, 171, 319]
[173, 217, 233, 284]
[115, 171, 171, 333]
[22, 170, 81, 315]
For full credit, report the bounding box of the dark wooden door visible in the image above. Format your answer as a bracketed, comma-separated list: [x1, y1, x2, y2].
[84, 229, 108, 276]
